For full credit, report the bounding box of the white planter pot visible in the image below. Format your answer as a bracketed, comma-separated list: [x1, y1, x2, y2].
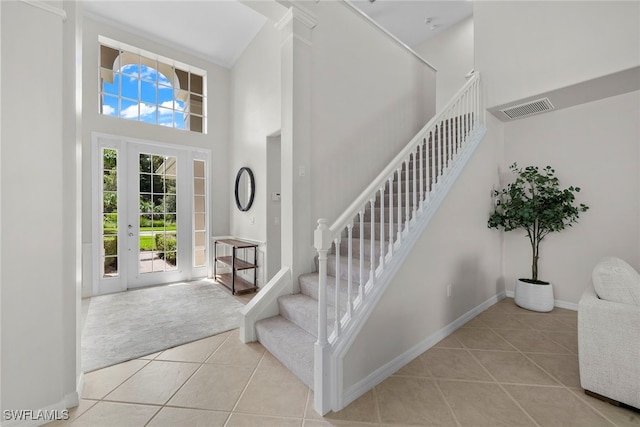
[514, 279, 554, 312]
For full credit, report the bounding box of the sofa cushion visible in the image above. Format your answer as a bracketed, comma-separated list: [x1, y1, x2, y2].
[592, 257, 640, 306]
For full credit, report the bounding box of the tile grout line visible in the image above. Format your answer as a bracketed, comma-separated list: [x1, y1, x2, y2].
[74, 356, 154, 424]
[372, 382, 383, 426]
[473, 302, 619, 426]
[487, 312, 620, 427]
[225, 349, 268, 423]
[457, 319, 542, 427]
[143, 331, 235, 426]
[501, 325, 620, 427]
[432, 379, 463, 427]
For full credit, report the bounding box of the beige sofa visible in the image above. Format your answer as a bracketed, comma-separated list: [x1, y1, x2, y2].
[578, 257, 640, 409]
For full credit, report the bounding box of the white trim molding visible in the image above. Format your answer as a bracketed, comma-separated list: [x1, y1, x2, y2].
[240, 267, 293, 343]
[275, 4, 318, 31]
[342, 291, 506, 409]
[20, 0, 67, 21]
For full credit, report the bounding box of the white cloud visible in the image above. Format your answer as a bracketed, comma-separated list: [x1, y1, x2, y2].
[159, 74, 172, 86]
[158, 101, 174, 113]
[121, 103, 156, 119]
[102, 104, 115, 115]
[139, 66, 156, 81]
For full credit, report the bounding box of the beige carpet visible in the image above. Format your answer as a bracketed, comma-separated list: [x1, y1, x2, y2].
[81, 279, 244, 372]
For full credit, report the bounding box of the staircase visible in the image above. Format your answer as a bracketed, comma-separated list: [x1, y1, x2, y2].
[251, 74, 485, 414]
[254, 122, 455, 387]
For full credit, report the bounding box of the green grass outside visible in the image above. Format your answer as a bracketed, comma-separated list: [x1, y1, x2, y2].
[103, 225, 176, 234]
[139, 235, 156, 251]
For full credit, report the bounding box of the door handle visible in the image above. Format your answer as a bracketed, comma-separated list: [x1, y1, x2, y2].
[128, 232, 134, 237]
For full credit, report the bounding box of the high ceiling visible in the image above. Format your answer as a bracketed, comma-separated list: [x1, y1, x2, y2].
[82, 0, 472, 68]
[83, 0, 268, 68]
[348, 0, 473, 47]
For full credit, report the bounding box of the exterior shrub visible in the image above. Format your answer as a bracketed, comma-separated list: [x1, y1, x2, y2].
[155, 233, 177, 265]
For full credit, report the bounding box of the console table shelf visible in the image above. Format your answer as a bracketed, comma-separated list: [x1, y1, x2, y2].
[214, 238, 258, 295]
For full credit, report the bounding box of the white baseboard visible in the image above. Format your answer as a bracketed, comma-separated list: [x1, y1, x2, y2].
[341, 291, 506, 409]
[504, 290, 577, 311]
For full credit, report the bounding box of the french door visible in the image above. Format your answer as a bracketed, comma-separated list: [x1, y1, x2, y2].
[94, 135, 209, 295]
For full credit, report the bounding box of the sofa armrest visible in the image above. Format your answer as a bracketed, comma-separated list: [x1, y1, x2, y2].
[578, 285, 640, 408]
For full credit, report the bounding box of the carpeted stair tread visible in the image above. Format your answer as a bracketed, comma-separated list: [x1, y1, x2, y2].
[299, 272, 359, 309]
[255, 315, 315, 389]
[278, 293, 333, 337]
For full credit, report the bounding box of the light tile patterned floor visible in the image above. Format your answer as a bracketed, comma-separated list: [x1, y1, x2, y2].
[47, 298, 640, 426]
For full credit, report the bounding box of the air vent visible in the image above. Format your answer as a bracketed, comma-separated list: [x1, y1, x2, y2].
[500, 98, 554, 120]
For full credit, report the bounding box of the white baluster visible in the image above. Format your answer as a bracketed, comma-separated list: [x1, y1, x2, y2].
[464, 91, 468, 142]
[314, 219, 331, 347]
[397, 168, 402, 244]
[347, 222, 353, 319]
[379, 187, 385, 268]
[438, 123, 443, 181]
[412, 151, 417, 219]
[419, 140, 424, 209]
[388, 176, 394, 257]
[404, 159, 410, 228]
[430, 131, 436, 192]
[359, 210, 364, 302]
[455, 99, 460, 154]
[369, 199, 376, 286]
[448, 109, 453, 168]
[334, 235, 341, 337]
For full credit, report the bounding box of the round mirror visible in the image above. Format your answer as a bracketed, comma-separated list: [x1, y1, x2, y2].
[235, 167, 255, 212]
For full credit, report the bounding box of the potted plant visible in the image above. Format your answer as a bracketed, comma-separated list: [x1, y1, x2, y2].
[488, 163, 589, 312]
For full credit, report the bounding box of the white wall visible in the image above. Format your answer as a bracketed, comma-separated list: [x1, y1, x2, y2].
[266, 135, 282, 281]
[475, 1, 640, 109]
[501, 91, 640, 304]
[344, 113, 504, 389]
[82, 17, 231, 296]
[307, 1, 437, 226]
[229, 22, 281, 246]
[1, 0, 72, 413]
[414, 16, 474, 112]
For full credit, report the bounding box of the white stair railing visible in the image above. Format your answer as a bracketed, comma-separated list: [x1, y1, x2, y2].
[314, 73, 484, 414]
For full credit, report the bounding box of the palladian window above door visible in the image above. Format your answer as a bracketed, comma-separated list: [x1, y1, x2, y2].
[99, 37, 206, 133]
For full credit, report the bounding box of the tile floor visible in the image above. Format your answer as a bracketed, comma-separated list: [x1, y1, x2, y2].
[47, 297, 640, 426]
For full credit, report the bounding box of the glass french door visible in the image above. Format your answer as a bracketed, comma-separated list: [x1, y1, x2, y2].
[94, 136, 209, 295]
[127, 145, 184, 288]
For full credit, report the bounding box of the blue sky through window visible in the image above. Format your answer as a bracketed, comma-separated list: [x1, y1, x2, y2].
[102, 64, 186, 129]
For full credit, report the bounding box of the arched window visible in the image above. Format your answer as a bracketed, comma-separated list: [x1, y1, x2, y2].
[99, 38, 206, 133]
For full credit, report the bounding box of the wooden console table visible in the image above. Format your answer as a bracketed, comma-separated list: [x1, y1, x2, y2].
[214, 238, 258, 295]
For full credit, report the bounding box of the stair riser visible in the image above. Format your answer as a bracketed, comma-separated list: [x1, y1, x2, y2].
[278, 295, 328, 338]
[351, 223, 406, 240]
[334, 238, 383, 260]
[327, 256, 371, 284]
[298, 273, 358, 312]
[362, 206, 417, 222]
[255, 317, 315, 389]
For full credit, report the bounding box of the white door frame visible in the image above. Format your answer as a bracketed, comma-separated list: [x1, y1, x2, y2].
[91, 132, 210, 296]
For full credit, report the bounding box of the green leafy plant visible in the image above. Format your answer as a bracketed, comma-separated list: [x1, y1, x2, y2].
[155, 233, 177, 265]
[488, 163, 589, 283]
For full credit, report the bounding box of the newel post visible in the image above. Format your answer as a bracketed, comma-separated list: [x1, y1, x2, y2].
[314, 218, 333, 415]
[314, 218, 331, 345]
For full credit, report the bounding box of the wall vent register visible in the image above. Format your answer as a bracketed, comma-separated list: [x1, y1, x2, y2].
[500, 97, 554, 120]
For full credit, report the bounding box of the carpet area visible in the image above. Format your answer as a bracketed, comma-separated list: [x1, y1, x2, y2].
[81, 279, 244, 372]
